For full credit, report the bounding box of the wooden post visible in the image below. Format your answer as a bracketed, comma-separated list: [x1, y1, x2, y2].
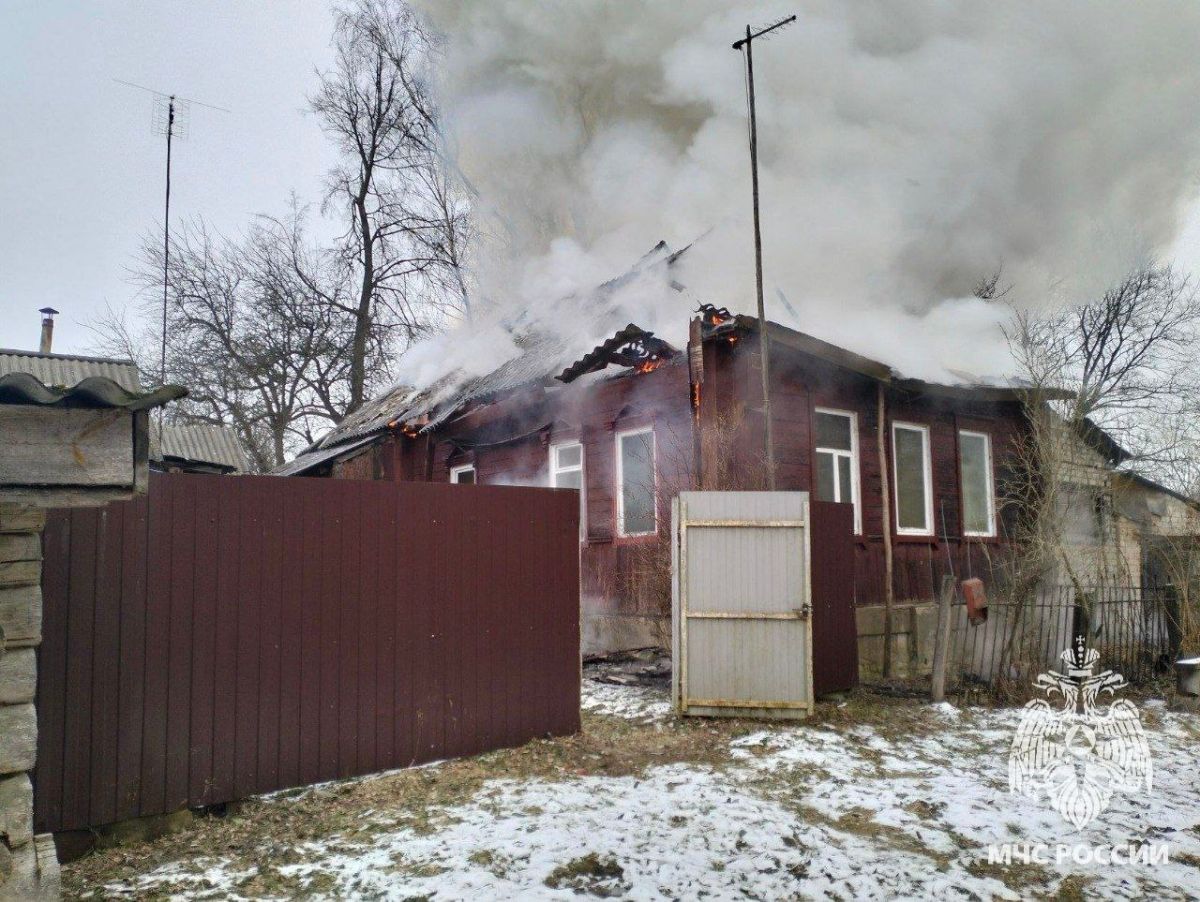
[931, 575, 956, 702]
[877, 383, 895, 678]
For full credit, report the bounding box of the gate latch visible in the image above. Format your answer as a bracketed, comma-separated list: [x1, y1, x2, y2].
[795, 603, 811, 619]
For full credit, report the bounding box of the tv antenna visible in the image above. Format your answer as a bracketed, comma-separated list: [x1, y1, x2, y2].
[114, 79, 229, 386]
[731, 15, 795, 491]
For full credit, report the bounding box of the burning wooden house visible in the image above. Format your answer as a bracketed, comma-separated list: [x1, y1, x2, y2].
[277, 244, 1034, 662]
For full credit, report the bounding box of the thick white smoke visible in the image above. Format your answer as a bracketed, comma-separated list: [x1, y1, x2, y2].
[411, 1, 1200, 383]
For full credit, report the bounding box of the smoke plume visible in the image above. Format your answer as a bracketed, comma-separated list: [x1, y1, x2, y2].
[411, 1, 1200, 382]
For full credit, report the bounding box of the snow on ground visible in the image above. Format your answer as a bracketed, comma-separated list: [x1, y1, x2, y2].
[578, 679, 673, 722]
[88, 680, 1200, 901]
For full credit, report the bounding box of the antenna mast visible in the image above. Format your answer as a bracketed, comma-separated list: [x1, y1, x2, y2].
[114, 79, 229, 386]
[732, 15, 796, 491]
[160, 96, 176, 386]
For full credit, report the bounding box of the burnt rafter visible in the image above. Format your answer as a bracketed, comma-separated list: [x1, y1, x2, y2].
[696, 303, 736, 337]
[556, 324, 679, 383]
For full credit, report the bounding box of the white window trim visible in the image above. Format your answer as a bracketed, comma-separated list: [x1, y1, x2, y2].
[615, 427, 656, 537]
[814, 407, 862, 535]
[959, 429, 996, 537]
[449, 464, 475, 484]
[549, 441, 586, 537]
[892, 422, 933, 536]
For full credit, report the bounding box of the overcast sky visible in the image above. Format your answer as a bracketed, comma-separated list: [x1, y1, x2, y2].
[5, 2, 1200, 360]
[0, 1, 337, 356]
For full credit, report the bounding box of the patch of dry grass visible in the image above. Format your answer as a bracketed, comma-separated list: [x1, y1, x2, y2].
[60, 688, 1017, 899]
[62, 702, 776, 899]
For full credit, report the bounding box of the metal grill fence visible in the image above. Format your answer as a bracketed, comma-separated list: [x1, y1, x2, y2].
[948, 584, 1179, 690]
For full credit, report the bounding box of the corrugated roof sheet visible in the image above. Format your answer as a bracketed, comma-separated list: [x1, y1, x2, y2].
[0, 372, 185, 411]
[0, 349, 142, 392]
[271, 433, 380, 476]
[153, 424, 250, 472]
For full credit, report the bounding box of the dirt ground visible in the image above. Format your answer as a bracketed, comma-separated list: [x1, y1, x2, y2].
[63, 674, 1200, 900]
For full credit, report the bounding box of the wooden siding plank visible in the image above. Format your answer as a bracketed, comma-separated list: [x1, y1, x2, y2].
[0, 406, 132, 487]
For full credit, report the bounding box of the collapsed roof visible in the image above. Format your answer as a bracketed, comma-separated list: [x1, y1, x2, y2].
[277, 241, 1044, 475]
[277, 241, 693, 473]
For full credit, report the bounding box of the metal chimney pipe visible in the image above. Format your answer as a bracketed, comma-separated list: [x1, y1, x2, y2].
[38, 307, 59, 354]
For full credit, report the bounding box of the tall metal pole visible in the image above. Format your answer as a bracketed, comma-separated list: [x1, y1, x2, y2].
[161, 97, 174, 387]
[733, 16, 794, 491]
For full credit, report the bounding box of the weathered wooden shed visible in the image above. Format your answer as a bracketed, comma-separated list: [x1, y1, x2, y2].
[0, 363, 182, 899]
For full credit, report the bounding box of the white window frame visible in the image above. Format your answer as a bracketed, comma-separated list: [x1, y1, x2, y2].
[892, 422, 933, 536]
[813, 407, 862, 535]
[549, 441, 586, 537]
[449, 463, 476, 484]
[959, 430, 996, 538]
[615, 427, 656, 538]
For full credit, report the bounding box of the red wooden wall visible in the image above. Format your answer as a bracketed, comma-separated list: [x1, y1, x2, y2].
[36, 472, 580, 834]
[702, 332, 1022, 607]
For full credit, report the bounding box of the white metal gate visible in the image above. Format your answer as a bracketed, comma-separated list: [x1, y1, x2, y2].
[671, 491, 813, 719]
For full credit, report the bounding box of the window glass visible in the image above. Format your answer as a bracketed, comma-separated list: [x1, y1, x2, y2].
[838, 455, 853, 504]
[894, 425, 929, 532]
[556, 469, 582, 491]
[556, 444, 582, 469]
[450, 466, 475, 485]
[815, 411, 852, 451]
[550, 442, 586, 535]
[815, 453, 835, 503]
[959, 431, 994, 535]
[619, 431, 655, 535]
[813, 410, 860, 533]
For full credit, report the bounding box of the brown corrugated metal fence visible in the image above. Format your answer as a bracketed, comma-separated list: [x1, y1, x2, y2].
[809, 500, 858, 696]
[35, 472, 580, 834]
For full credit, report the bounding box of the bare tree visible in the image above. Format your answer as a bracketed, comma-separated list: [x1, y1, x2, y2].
[1003, 263, 1200, 598]
[92, 211, 369, 471]
[311, 0, 472, 412]
[92, 1, 476, 465]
